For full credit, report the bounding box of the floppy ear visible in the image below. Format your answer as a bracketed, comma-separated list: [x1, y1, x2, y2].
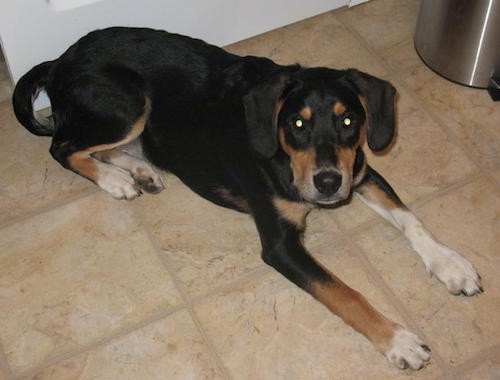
[345, 69, 397, 152]
[243, 73, 291, 158]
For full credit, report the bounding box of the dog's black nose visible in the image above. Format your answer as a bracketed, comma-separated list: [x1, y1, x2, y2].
[313, 171, 342, 195]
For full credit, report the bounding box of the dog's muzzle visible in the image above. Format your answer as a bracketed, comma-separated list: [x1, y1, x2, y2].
[311, 168, 352, 206]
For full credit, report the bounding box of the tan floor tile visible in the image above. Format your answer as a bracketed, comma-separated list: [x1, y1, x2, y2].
[135, 174, 343, 299]
[195, 239, 443, 379]
[335, 0, 422, 72]
[226, 11, 387, 77]
[402, 66, 500, 169]
[355, 178, 500, 366]
[0, 54, 13, 103]
[0, 81, 13, 105]
[134, 175, 265, 298]
[333, 194, 380, 231]
[0, 102, 94, 225]
[334, 83, 477, 230]
[0, 193, 182, 374]
[491, 169, 500, 187]
[27, 309, 224, 380]
[303, 208, 344, 249]
[459, 356, 500, 380]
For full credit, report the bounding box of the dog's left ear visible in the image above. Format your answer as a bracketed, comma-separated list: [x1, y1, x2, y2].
[344, 69, 397, 152]
[243, 71, 295, 158]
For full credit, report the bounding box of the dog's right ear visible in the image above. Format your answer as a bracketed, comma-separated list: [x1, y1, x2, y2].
[243, 70, 296, 158]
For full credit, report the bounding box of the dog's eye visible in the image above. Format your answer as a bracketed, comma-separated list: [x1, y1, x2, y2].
[290, 118, 305, 128]
[342, 117, 352, 127]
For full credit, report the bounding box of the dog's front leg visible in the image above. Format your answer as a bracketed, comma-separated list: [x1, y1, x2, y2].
[355, 166, 483, 296]
[250, 196, 430, 370]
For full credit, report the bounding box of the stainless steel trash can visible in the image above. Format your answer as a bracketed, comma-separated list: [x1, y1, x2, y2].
[414, 0, 500, 89]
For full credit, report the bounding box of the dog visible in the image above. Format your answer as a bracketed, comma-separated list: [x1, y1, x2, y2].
[13, 27, 483, 370]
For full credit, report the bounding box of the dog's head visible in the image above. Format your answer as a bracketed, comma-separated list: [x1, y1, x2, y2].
[244, 67, 396, 206]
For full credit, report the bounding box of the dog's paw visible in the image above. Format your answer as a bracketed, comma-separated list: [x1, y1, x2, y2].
[132, 167, 165, 194]
[97, 167, 141, 200]
[385, 329, 431, 370]
[427, 244, 483, 296]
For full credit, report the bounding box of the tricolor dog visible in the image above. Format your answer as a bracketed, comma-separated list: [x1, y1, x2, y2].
[13, 27, 483, 370]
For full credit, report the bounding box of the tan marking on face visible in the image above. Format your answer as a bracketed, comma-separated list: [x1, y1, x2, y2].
[273, 197, 312, 230]
[67, 97, 151, 183]
[358, 183, 398, 210]
[310, 280, 399, 352]
[333, 102, 346, 116]
[278, 128, 317, 188]
[299, 106, 312, 120]
[336, 147, 357, 173]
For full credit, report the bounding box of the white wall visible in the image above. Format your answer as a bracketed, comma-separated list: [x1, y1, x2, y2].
[0, 0, 348, 84]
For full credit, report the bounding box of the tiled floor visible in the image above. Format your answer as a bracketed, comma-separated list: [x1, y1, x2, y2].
[0, 0, 499, 379]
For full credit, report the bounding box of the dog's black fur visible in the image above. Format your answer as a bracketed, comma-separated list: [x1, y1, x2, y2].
[13, 27, 397, 287]
[15, 27, 441, 369]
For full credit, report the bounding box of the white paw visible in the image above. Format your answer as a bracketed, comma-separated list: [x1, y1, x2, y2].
[385, 329, 431, 370]
[427, 244, 483, 296]
[97, 167, 141, 200]
[132, 167, 165, 194]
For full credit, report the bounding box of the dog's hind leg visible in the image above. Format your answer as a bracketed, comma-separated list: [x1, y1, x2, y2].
[355, 165, 483, 296]
[50, 109, 148, 200]
[47, 65, 163, 200]
[49, 93, 153, 200]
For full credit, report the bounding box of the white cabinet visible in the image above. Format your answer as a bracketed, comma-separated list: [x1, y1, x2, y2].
[1, 0, 349, 84]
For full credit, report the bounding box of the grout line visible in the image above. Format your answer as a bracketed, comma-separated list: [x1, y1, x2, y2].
[15, 302, 187, 379]
[0, 341, 14, 380]
[406, 175, 480, 210]
[189, 266, 272, 306]
[133, 205, 234, 380]
[447, 343, 500, 378]
[0, 187, 98, 231]
[187, 309, 232, 380]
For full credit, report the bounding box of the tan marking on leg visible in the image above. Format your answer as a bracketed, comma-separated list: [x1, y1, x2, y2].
[278, 128, 317, 187]
[299, 106, 312, 120]
[333, 102, 346, 116]
[358, 183, 399, 210]
[311, 280, 399, 352]
[66, 98, 151, 183]
[67, 151, 98, 182]
[273, 197, 312, 230]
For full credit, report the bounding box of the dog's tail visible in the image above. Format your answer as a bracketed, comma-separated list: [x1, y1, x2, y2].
[12, 61, 55, 136]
